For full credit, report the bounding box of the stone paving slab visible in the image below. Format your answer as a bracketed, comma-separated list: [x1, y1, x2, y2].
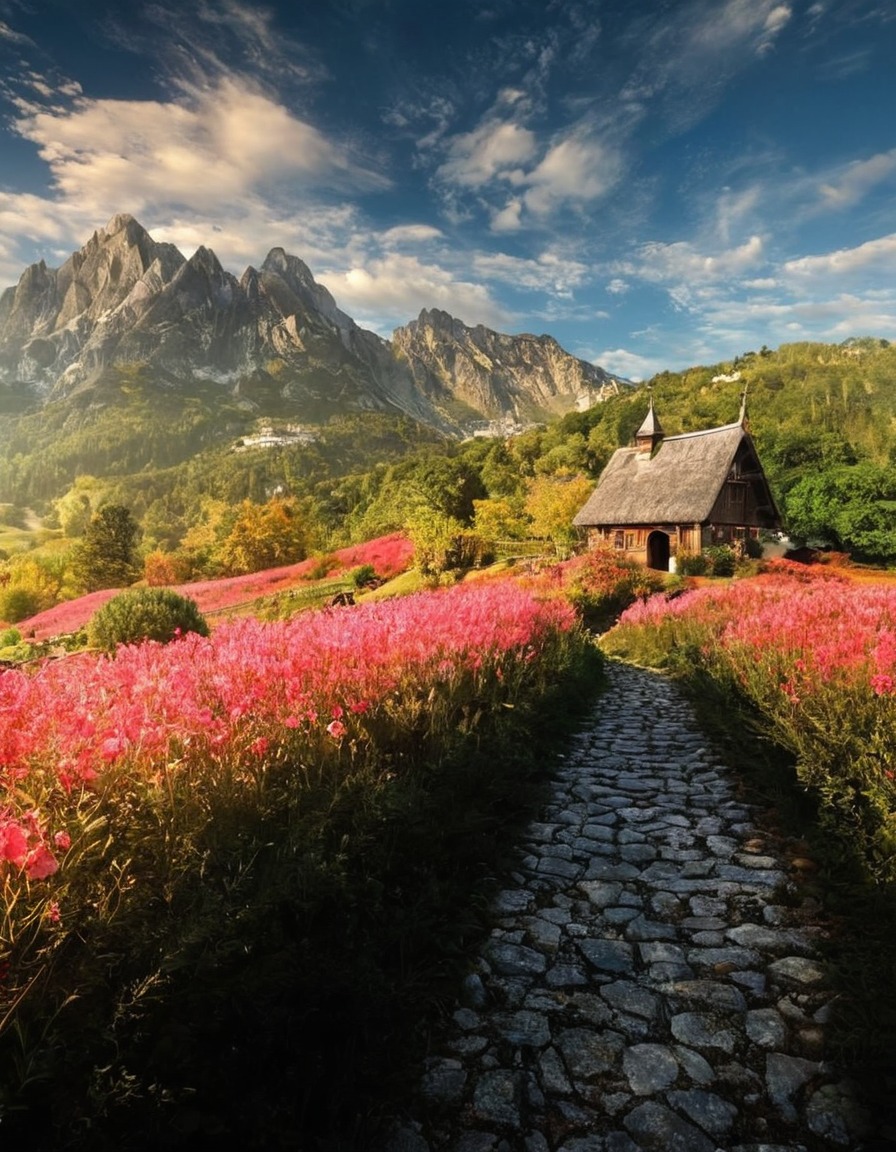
[384, 662, 877, 1152]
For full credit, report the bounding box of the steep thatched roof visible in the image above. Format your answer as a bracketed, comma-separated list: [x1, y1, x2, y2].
[573, 421, 747, 526]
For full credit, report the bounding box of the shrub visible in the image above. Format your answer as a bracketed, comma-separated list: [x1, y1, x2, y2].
[307, 553, 339, 580]
[706, 544, 736, 576]
[144, 549, 193, 586]
[87, 587, 209, 651]
[0, 586, 42, 623]
[0, 627, 22, 648]
[676, 551, 709, 576]
[351, 563, 378, 589]
[565, 546, 664, 630]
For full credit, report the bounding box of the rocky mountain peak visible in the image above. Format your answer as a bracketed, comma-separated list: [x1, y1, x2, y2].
[0, 213, 626, 430]
[393, 309, 624, 423]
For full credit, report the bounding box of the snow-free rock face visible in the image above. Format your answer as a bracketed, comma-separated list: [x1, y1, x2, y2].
[392, 308, 623, 422]
[0, 216, 626, 432]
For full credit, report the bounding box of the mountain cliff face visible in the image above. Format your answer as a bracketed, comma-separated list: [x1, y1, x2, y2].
[393, 308, 622, 423]
[0, 215, 625, 434]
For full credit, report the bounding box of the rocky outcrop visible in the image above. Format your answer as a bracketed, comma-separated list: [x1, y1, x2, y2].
[0, 215, 626, 433]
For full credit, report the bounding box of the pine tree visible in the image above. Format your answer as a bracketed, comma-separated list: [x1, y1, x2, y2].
[71, 505, 141, 592]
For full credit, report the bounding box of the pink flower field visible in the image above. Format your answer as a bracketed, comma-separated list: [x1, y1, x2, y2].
[16, 532, 414, 641]
[617, 561, 896, 694]
[0, 577, 575, 886]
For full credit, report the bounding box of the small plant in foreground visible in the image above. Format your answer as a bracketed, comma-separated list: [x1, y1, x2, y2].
[87, 587, 209, 651]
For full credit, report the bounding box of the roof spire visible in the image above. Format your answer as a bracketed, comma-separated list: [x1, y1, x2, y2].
[635, 387, 664, 453]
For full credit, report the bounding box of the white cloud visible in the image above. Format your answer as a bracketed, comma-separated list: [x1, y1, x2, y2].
[0, 19, 34, 47]
[818, 149, 896, 209]
[0, 75, 392, 286]
[592, 348, 662, 382]
[628, 235, 765, 288]
[606, 278, 629, 295]
[437, 118, 537, 188]
[472, 250, 589, 297]
[520, 131, 621, 216]
[783, 233, 896, 278]
[491, 198, 523, 233]
[379, 224, 443, 246]
[317, 253, 512, 334]
[13, 78, 385, 218]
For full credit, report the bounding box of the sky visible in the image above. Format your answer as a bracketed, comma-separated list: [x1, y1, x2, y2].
[1, 0, 895, 381]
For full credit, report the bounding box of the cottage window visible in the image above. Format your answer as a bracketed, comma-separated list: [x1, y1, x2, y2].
[613, 530, 625, 549]
[625, 532, 635, 549]
[726, 482, 746, 514]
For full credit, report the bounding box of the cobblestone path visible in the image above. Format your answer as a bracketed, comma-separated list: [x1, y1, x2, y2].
[385, 661, 877, 1152]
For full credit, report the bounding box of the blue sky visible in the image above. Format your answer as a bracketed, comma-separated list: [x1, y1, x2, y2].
[1, 0, 894, 380]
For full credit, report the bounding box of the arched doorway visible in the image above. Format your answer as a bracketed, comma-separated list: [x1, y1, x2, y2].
[646, 530, 670, 571]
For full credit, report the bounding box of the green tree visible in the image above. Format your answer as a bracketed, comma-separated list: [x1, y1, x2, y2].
[218, 497, 309, 575]
[524, 474, 595, 556]
[71, 504, 142, 592]
[408, 456, 487, 523]
[785, 462, 896, 564]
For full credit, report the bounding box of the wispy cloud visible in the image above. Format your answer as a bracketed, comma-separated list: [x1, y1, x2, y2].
[818, 149, 896, 209]
[0, 4, 390, 286]
[622, 235, 766, 293]
[0, 18, 33, 47]
[471, 249, 590, 297]
[619, 0, 793, 133]
[105, 0, 324, 95]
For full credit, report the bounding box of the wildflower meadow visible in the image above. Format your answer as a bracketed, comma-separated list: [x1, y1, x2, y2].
[0, 575, 597, 1149]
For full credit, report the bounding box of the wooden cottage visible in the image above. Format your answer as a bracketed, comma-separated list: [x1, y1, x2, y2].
[572, 396, 781, 570]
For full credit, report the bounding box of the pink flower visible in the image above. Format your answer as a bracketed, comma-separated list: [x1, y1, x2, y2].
[46, 901, 61, 924]
[250, 736, 270, 757]
[101, 734, 128, 761]
[331, 705, 344, 720]
[53, 830, 71, 852]
[871, 673, 895, 697]
[24, 844, 59, 880]
[349, 700, 369, 714]
[326, 720, 347, 740]
[0, 822, 28, 865]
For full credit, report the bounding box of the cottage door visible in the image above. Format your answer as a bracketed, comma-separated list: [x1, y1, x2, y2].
[646, 530, 671, 571]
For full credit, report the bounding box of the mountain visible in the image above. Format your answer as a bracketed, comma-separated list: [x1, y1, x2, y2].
[393, 308, 621, 425]
[0, 214, 625, 434]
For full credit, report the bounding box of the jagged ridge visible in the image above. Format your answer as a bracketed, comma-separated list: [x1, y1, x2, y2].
[0, 215, 627, 434]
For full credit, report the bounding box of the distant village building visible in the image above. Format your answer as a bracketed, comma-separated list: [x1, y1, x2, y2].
[572, 394, 781, 570]
[232, 425, 317, 452]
